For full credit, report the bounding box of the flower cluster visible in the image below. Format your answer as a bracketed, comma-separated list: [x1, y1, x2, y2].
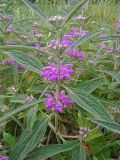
[1, 59, 24, 69]
[67, 49, 85, 59]
[45, 90, 74, 113]
[6, 24, 14, 33]
[0, 13, 13, 21]
[79, 127, 90, 140]
[26, 95, 35, 103]
[74, 15, 86, 24]
[0, 156, 9, 160]
[40, 63, 74, 81]
[48, 16, 64, 28]
[115, 22, 120, 29]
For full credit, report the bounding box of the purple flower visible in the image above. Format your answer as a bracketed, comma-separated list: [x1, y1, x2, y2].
[48, 39, 63, 49]
[67, 49, 85, 59]
[69, 28, 80, 37]
[97, 43, 107, 49]
[1, 60, 7, 65]
[115, 22, 120, 29]
[45, 90, 74, 113]
[34, 43, 41, 50]
[115, 46, 120, 52]
[99, 34, 107, 38]
[7, 41, 16, 45]
[8, 59, 14, 65]
[62, 35, 73, 41]
[79, 31, 89, 37]
[7, 15, 13, 20]
[112, 33, 120, 37]
[62, 40, 73, 47]
[6, 25, 14, 33]
[40, 63, 74, 81]
[18, 64, 24, 70]
[0, 156, 9, 160]
[108, 46, 113, 53]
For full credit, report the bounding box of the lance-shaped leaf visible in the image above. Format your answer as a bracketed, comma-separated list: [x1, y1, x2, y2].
[93, 35, 120, 42]
[64, 0, 88, 24]
[4, 51, 44, 73]
[71, 29, 105, 48]
[0, 98, 43, 123]
[0, 45, 47, 54]
[24, 142, 79, 160]
[64, 86, 113, 121]
[20, 0, 47, 21]
[89, 119, 120, 134]
[9, 117, 50, 160]
[71, 145, 86, 160]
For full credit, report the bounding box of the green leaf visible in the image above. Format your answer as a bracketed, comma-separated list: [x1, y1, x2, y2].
[73, 78, 105, 94]
[3, 132, 16, 149]
[64, 86, 112, 121]
[93, 36, 120, 42]
[88, 136, 110, 159]
[71, 145, 86, 160]
[20, 0, 47, 21]
[26, 107, 37, 130]
[0, 98, 43, 123]
[52, 154, 64, 160]
[90, 119, 120, 134]
[10, 117, 50, 160]
[0, 45, 47, 54]
[5, 51, 44, 74]
[64, 0, 88, 24]
[71, 29, 105, 48]
[101, 70, 120, 83]
[25, 142, 78, 160]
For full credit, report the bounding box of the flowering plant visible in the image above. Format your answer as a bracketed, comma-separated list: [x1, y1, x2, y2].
[0, 0, 120, 160]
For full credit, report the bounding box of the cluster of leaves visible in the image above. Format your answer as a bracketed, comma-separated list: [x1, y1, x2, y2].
[0, 0, 120, 160]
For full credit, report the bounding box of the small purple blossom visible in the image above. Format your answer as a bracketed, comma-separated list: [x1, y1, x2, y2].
[99, 34, 107, 38]
[115, 22, 120, 29]
[34, 43, 41, 50]
[108, 46, 113, 53]
[45, 90, 74, 113]
[0, 156, 9, 160]
[69, 28, 80, 37]
[79, 31, 89, 37]
[115, 46, 120, 52]
[97, 43, 107, 49]
[62, 40, 73, 48]
[62, 35, 73, 41]
[18, 64, 24, 70]
[1, 60, 7, 65]
[67, 49, 85, 59]
[112, 33, 120, 37]
[8, 59, 15, 65]
[7, 41, 16, 45]
[7, 15, 13, 20]
[6, 25, 14, 33]
[40, 63, 74, 81]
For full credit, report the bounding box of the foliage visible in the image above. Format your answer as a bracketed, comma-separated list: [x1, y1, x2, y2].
[0, 0, 120, 160]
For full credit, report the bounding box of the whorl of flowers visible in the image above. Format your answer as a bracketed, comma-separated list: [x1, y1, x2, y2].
[115, 22, 120, 29]
[6, 24, 14, 33]
[74, 14, 86, 24]
[0, 156, 9, 160]
[48, 16, 64, 28]
[67, 49, 85, 59]
[40, 63, 74, 82]
[1, 59, 24, 69]
[45, 90, 74, 113]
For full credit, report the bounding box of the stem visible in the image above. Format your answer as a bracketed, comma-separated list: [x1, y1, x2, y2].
[56, 57, 60, 101]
